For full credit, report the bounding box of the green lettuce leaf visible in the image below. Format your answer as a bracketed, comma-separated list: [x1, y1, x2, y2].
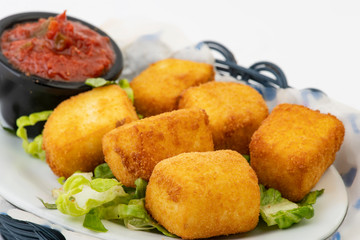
[1, 124, 15, 134]
[259, 184, 324, 229]
[299, 189, 324, 205]
[83, 180, 176, 237]
[93, 163, 115, 179]
[85, 78, 115, 87]
[133, 178, 147, 199]
[83, 208, 108, 232]
[55, 172, 127, 217]
[118, 79, 134, 103]
[85, 78, 134, 103]
[16, 110, 52, 160]
[53, 170, 176, 237]
[38, 198, 57, 209]
[242, 154, 250, 163]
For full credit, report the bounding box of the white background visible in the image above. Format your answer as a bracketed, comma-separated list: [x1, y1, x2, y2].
[1, 0, 360, 110]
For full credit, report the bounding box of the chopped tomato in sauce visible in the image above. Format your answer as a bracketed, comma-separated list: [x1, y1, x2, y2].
[1, 11, 115, 81]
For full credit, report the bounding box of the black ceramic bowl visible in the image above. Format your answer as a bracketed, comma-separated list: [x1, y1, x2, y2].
[0, 12, 123, 136]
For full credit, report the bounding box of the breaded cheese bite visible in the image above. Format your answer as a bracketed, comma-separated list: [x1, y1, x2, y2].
[250, 103, 345, 202]
[102, 108, 214, 187]
[42, 85, 138, 178]
[130, 58, 214, 117]
[178, 81, 268, 154]
[145, 150, 260, 239]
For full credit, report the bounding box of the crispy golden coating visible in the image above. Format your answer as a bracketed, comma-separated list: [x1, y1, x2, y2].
[102, 108, 214, 187]
[178, 81, 268, 154]
[42, 85, 138, 178]
[145, 150, 260, 239]
[130, 58, 214, 117]
[250, 103, 345, 202]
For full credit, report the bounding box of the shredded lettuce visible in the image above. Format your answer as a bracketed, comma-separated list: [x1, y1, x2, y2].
[82, 179, 175, 237]
[242, 154, 250, 163]
[299, 189, 324, 205]
[16, 110, 52, 160]
[46, 169, 176, 237]
[38, 198, 57, 209]
[55, 172, 126, 217]
[85, 78, 134, 103]
[93, 163, 115, 179]
[57, 176, 66, 185]
[259, 184, 324, 229]
[118, 79, 134, 103]
[85, 78, 114, 87]
[85, 197, 175, 237]
[1, 125, 15, 134]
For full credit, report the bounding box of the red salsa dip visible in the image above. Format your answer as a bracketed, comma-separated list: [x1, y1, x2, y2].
[0, 11, 115, 81]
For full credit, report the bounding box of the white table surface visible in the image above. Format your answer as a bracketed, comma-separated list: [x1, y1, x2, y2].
[1, 0, 360, 110]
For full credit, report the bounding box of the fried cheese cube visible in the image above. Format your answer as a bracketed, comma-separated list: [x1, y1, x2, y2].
[42, 85, 138, 178]
[130, 58, 214, 117]
[178, 81, 268, 154]
[102, 108, 214, 187]
[250, 103, 345, 202]
[145, 150, 260, 239]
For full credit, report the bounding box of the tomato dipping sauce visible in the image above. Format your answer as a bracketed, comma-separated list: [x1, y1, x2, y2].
[0, 11, 115, 82]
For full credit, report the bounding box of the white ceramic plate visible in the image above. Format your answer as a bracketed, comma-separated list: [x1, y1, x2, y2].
[0, 129, 348, 240]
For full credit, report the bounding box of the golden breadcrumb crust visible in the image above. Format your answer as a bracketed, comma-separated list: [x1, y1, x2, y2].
[130, 58, 214, 117]
[145, 150, 260, 239]
[178, 81, 268, 154]
[102, 108, 214, 187]
[42, 85, 138, 178]
[250, 103, 345, 202]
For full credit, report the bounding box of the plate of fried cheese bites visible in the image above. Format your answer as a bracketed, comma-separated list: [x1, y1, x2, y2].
[0, 55, 349, 239]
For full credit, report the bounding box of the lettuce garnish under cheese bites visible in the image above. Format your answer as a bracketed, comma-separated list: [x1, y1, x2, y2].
[178, 81, 268, 155]
[145, 150, 260, 239]
[52, 171, 175, 236]
[259, 184, 324, 229]
[102, 108, 214, 187]
[250, 103, 345, 202]
[42, 85, 138, 178]
[130, 58, 215, 117]
[16, 110, 52, 160]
